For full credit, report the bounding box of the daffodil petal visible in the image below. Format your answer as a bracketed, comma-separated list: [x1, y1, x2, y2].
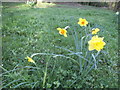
[64, 33, 67, 37]
[57, 28, 61, 31]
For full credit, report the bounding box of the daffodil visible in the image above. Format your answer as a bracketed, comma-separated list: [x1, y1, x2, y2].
[91, 28, 100, 34]
[26, 56, 35, 64]
[57, 28, 67, 37]
[78, 18, 88, 27]
[88, 35, 106, 51]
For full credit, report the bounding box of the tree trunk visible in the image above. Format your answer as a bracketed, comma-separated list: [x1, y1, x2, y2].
[36, 0, 43, 4]
[108, 1, 120, 11]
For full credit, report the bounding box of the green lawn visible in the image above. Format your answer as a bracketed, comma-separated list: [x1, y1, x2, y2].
[2, 2, 118, 88]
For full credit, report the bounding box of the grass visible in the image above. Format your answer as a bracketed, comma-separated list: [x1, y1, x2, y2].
[2, 2, 118, 88]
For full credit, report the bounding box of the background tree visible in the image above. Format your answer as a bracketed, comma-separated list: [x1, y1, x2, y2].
[108, 1, 120, 11]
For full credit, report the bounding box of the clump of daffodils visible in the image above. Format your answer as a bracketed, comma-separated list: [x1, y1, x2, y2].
[56, 18, 106, 52]
[25, 17, 107, 87]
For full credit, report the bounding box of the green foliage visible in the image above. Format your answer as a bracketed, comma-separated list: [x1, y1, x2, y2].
[1, 3, 118, 88]
[79, 2, 108, 7]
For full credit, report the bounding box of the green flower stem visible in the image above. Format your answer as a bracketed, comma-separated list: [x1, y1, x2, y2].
[71, 28, 78, 52]
[95, 51, 100, 57]
[42, 56, 51, 88]
[42, 62, 48, 88]
[79, 56, 82, 73]
[92, 54, 97, 69]
[80, 36, 85, 52]
[73, 28, 80, 52]
[92, 51, 100, 69]
[84, 27, 88, 36]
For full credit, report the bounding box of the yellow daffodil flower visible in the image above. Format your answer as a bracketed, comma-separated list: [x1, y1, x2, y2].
[78, 18, 88, 27]
[91, 28, 100, 34]
[88, 35, 106, 51]
[26, 56, 35, 64]
[57, 28, 67, 37]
